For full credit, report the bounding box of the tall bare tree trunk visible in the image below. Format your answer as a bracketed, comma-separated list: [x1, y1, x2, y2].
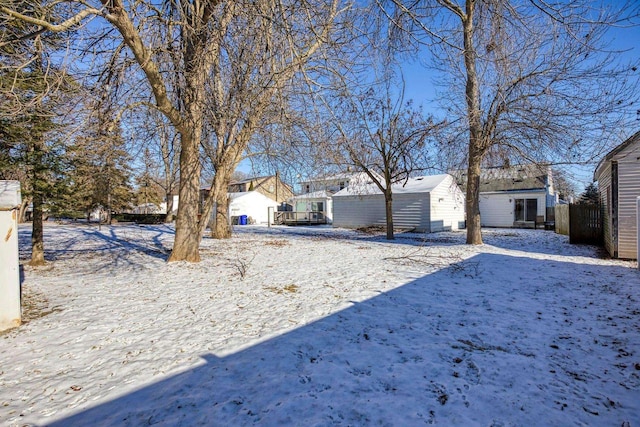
[167, 30, 206, 262]
[384, 190, 394, 240]
[462, 0, 484, 245]
[168, 131, 202, 262]
[213, 191, 231, 239]
[465, 144, 483, 244]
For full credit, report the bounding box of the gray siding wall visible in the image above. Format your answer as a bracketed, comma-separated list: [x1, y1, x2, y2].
[598, 162, 614, 257]
[333, 193, 432, 232]
[616, 145, 640, 259]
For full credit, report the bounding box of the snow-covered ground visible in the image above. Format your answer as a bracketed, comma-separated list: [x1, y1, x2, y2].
[1, 223, 638, 426]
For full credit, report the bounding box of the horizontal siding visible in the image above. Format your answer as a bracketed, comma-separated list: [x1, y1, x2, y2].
[479, 193, 513, 227]
[333, 195, 385, 229]
[616, 161, 640, 259]
[394, 195, 431, 231]
[596, 163, 614, 257]
[478, 191, 546, 227]
[430, 178, 466, 231]
[333, 194, 432, 232]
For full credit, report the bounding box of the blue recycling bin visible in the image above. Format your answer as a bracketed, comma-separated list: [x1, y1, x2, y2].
[239, 215, 247, 225]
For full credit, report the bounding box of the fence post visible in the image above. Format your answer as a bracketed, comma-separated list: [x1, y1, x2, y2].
[0, 181, 22, 331]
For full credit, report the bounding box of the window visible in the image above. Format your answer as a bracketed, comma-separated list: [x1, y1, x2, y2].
[311, 202, 324, 212]
[514, 198, 538, 221]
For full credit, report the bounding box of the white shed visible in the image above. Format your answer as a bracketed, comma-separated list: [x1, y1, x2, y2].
[595, 130, 640, 259]
[228, 191, 279, 224]
[332, 174, 465, 232]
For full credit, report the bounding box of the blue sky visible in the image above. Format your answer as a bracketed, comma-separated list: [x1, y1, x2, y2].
[240, 9, 640, 193]
[398, 20, 640, 192]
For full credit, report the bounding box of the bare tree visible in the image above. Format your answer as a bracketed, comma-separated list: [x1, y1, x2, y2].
[2, 1, 346, 261]
[197, 1, 344, 239]
[380, 0, 640, 244]
[330, 79, 439, 239]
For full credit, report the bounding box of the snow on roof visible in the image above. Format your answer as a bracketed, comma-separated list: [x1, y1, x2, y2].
[451, 165, 549, 192]
[228, 191, 277, 203]
[332, 174, 451, 196]
[290, 190, 333, 200]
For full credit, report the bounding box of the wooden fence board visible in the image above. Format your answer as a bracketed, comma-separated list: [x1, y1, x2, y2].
[569, 204, 603, 245]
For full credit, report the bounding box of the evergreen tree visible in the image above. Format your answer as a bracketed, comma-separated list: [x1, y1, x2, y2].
[1, 4, 75, 265]
[579, 183, 599, 205]
[66, 105, 133, 222]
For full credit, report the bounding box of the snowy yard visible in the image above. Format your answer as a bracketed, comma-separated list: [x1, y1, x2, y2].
[1, 223, 639, 426]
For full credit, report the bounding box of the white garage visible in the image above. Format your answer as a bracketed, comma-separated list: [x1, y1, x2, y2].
[332, 174, 465, 233]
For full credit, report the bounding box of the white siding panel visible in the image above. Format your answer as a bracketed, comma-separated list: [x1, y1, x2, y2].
[430, 176, 466, 231]
[229, 192, 279, 224]
[479, 193, 513, 227]
[333, 194, 432, 231]
[333, 195, 386, 229]
[478, 191, 546, 227]
[616, 159, 640, 259]
[393, 194, 431, 231]
[597, 163, 613, 257]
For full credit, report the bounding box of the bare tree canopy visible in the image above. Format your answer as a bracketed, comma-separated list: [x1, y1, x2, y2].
[379, 0, 640, 243]
[328, 76, 440, 239]
[2, 0, 348, 261]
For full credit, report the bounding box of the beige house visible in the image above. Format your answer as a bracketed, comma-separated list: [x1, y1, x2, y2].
[227, 174, 294, 205]
[594, 131, 640, 260]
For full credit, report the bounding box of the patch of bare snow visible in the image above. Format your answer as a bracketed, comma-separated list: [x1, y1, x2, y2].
[0, 223, 638, 426]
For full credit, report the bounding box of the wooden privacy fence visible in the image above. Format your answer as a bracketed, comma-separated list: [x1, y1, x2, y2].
[568, 203, 603, 245]
[555, 205, 569, 235]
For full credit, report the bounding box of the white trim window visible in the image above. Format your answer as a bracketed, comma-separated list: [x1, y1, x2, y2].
[514, 198, 537, 222]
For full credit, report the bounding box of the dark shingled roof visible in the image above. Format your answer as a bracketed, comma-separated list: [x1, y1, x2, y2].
[452, 164, 549, 192]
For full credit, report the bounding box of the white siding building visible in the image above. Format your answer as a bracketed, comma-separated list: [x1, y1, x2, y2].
[228, 191, 279, 224]
[595, 130, 640, 260]
[332, 174, 465, 232]
[453, 165, 557, 228]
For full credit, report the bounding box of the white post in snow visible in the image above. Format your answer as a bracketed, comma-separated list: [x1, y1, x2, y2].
[0, 181, 22, 331]
[268, 206, 274, 228]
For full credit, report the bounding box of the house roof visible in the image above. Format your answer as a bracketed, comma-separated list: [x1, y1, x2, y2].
[290, 190, 332, 200]
[594, 129, 640, 181]
[333, 174, 452, 197]
[299, 171, 383, 185]
[452, 164, 549, 192]
[228, 191, 279, 204]
[229, 175, 273, 186]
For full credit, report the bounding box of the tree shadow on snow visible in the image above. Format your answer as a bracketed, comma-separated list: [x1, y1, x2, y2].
[44, 252, 639, 427]
[18, 224, 172, 265]
[241, 225, 608, 258]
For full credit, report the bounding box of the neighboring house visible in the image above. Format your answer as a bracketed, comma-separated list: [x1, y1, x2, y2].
[227, 191, 279, 225]
[453, 164, 557, 228]
[299, 171, 377, 195]
[289, 190, 334, 223]
[228, 174, 294, 205]
[159, 194, 179, 216]
[332, 174, 465, 233]
[594, 130, 640, 259]
[289, 172, 382, 224]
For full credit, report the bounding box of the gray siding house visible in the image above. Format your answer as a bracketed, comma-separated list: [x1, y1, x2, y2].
[594, 130, 640, 260]
[332, 174, 465, 232]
